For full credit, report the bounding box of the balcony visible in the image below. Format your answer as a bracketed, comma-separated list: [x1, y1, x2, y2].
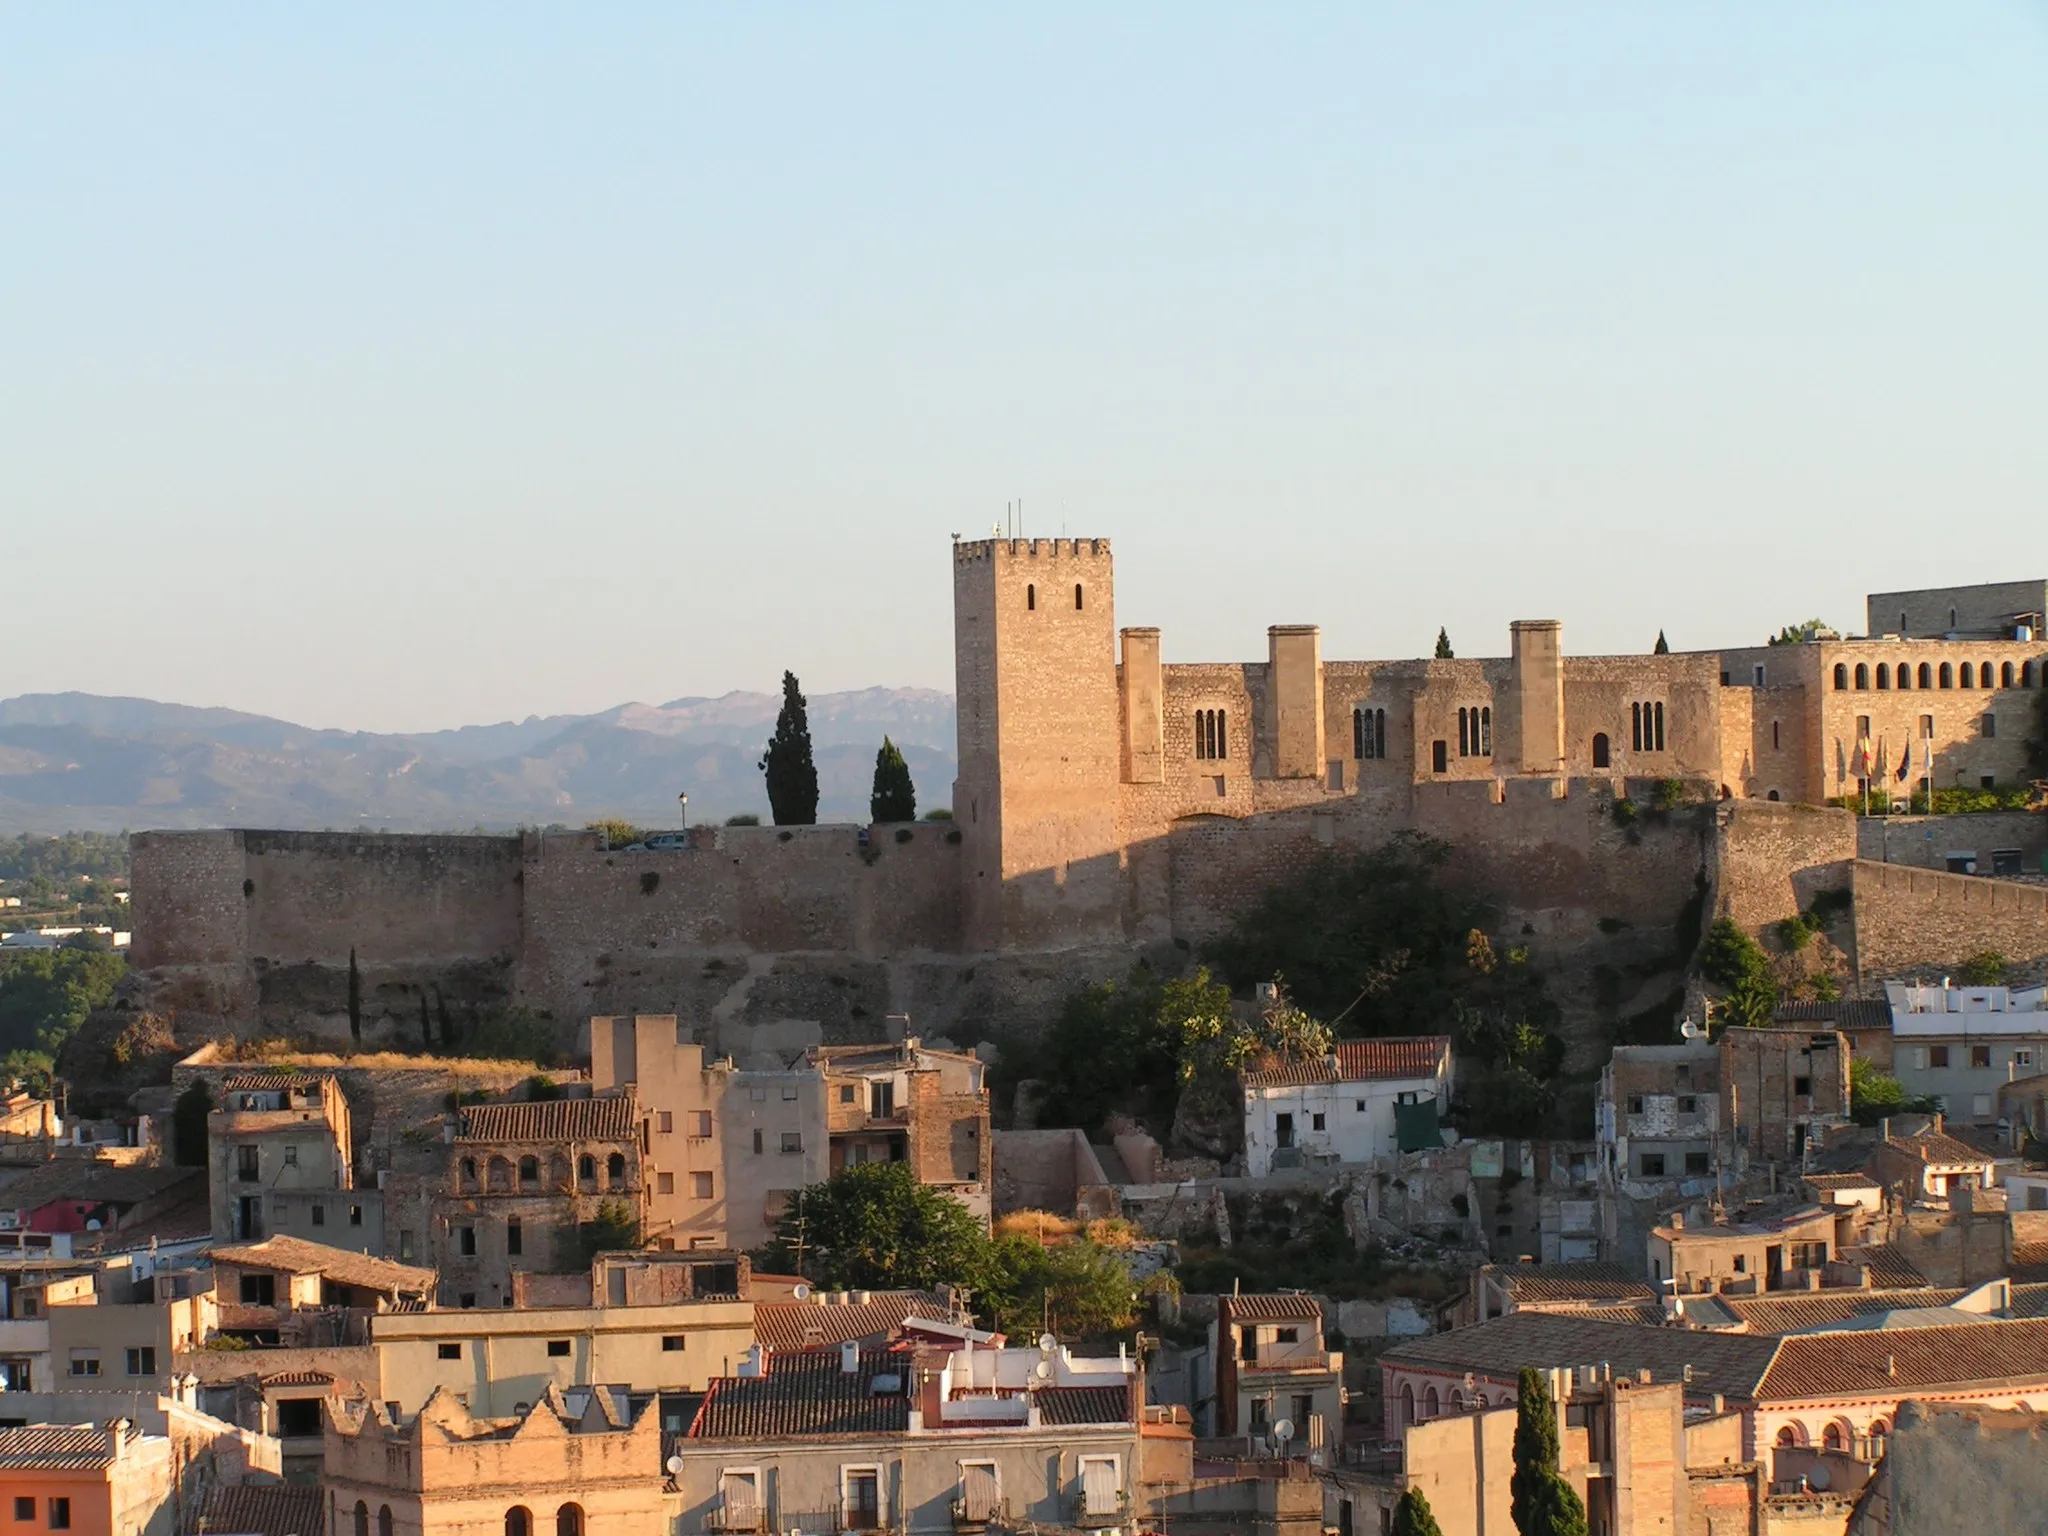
[951, 1498, 1006, 1532]
[1074, 1491, 1128, 1530]
[707, 1503, 765, 1533]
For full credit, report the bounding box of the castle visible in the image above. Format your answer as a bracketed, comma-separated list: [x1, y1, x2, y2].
[949, 537, 2045, 949]
[125, 545, 2048, 1056]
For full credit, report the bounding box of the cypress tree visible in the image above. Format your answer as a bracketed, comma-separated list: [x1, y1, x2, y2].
[435, 985, 456, 1050]
[1390, 1488, 1444, 1536]
[347, 947, 363, 1044]
[419, 991, 434, 1049]
[870, 737, 916, 823]
[1654, 630, 1670, 655]
[760, 670, 820, 826]
[1512, 1366, 1589, 1536]
[1434, 627, 1454, 660]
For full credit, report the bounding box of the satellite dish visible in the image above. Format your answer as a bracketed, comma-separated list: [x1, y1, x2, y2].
[1038, 1333, 1057, 1353]
[791, 1284, 811, 1301]
[666, 1454, 684, 1475]
[1272, 1418, 1295, 1444]
[1807, 1466, 1831, 1492]
[1033, 1361, 1052, 1380]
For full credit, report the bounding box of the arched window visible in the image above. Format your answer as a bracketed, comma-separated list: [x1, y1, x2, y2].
[1074, 583, 1084, 610]
[1354, 706, 1387, 761]
[1940, 662, 1954, 689]
[606, 1153, 626, 1189]
[577, 1155, 596, 1189]
[1423, 1386, 1439, 1419]
[1833, 663, 1848, 691]
[1869, 1420, 1889, 1453]
[1479, 706, 1492, 756]
[1195, 709, 1229, 762]
[1960, 662, 1974, 689]
[2026, 660, 2038, 688]
[1854, 663, 1869, 690]
[1449, 1388, 1465, 1413]
[2002, 661, 2016, 688]
[1654, 701, 1665, 751]
[487, 1157, 514, 1193]
[1951, 607, 1959, 630]
[1458, 708, 1470, 757]
[1592, 733, 1610, 770]
[460, 1158, 478, 1190]
[549, 1154, 572, 1191]
[355, 1503, 370, 1536]
[1776, 1426, 1798, 1449]
[1918, 662, 1933, 689]
[380, 1508, 394, 1536]
[1025, 584, 1036, 611]
[1876, 663, 1890, 690]
[556, 1504, 585, 1536]
[518, 1156, 539, 1188]
[1767, 790, 1781, 801]
[1897, 664, 1912, 691]
[1822, 1421, 1844, 1452]
[1399, 1383, 1415, 1428]
[507, 1510, 533, 1536]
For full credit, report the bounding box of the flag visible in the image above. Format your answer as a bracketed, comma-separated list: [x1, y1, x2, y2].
[1895, 740, 1911, 783]
[1836, 739, 1847, 785]
[1854, 732, 1873, 778]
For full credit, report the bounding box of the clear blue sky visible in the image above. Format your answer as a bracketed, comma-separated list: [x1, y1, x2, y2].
[6, 6, 2046, 733]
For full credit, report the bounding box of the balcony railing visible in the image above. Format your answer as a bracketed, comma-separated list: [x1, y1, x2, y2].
[951, 1498, 1007, 1531]
[1074, 1491, 1128, 1529]
[707, 1504, 765, 1533]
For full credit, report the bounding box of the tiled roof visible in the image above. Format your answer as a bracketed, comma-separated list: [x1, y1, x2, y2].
[1725, 1289, 1962, 1335]
[1843, 1246, 1930, 1290]
[1496, 1264, 1657, 1304]
[0, 1423, 125, 1469]
[222, 1071, 321, 1092]
[457, 1096, 635, 1143]
[1553, 1302, 1663, 1326]
[2010, 1242, 2048, 1284]
[207, 1234, 436, 1295]
[1884, 1129, 1994, 1166]
[191, 1482, 326, 1536]
[1038, 1384, 1133, 1425]
[1241, 1036, 1450, 1088]
[259, 1369, 337, 1389]
[753, 1293, 951, 1350]
[0, 1162, 200, 1213]
[688, 1348, 912, 1439]
[1774, 1000, 1892, 1031]
[1224, 1293, 1324, 1322]
[1757, 1318, 2048, 1401]
[1802, 1173, 1880, 1190]
[1381, 1314, 1782, 1400]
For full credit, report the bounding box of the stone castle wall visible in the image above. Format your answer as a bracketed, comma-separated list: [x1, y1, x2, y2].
[1852, 861, 2048, 978]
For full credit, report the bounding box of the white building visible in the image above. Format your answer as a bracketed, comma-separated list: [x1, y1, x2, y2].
[1886, 981, 2048, 1124]
[1240, 1037, 1452, 1176]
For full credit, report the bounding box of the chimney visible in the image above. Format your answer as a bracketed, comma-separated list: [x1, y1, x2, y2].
[1710, 1393, 1725, 1415]
[841, 1340, 861, 1375]
[1933, 1112, 1944, 1134]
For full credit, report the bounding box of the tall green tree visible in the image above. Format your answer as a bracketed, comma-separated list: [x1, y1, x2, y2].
[760, 671, 820, 826]
[418, 991, 434, 1050]
[763, 1162, 988, 1292]
[870, 737, 917, 823]
[1512, 1367, 1589, 1536]
[1653, 630, 1670, 655]
[575, 1197, 641, 1265]
[980, 1234, 1137, 1340]
[347, 947, 363, 1043]
[1434, 627, 1454, 660]
[1391, 1489, 1445, 1536]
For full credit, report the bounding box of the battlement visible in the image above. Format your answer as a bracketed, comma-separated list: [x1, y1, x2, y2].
[953, 536, 1111, 565]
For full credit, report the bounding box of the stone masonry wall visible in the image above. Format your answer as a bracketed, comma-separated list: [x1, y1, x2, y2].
[1853, 862, 2048, 978]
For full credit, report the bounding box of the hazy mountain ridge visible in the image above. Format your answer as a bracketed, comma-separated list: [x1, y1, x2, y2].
[0, 690, 959, 835]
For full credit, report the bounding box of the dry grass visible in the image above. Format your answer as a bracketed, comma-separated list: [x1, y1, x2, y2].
[994, 1209, 1081, 1242]
[1083, 1217, 1140, 1249]
[213, 1038, 577, 1075]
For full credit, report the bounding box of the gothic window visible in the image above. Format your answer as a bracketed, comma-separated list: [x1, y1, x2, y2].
[1875, 663, 1890, 690]
[487, 1158, 513, 1193]
[606, 1153, 627, 1190]
[1591, 733, 1610, 769]
[380, 1508, 394, 1536]
[1195, 709, 1228, 761]
[1631, 703, 1642, 752]
[1479, 707, 1491, 755]
[1455, 707, 1492, 758]
[1918, 662, 1932, 689]
[1854, 663, 1869, 690]
[1960, 662, 1975, 689]
[2002, 661, 2016, 688]
[577, 1155, 596, 1189]
[355, 1504, 370, 1536]
[1940, 663, 1954, 689]
[1026, 584, 1036, 611]
[1832, 664, 1848, 691]
[549, 1154, 572, 1191]
[1074, 583, 1084, 610]
[1630, 702, 1664, 752]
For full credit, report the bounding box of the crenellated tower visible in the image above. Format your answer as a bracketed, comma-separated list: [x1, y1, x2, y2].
[951, 537, 1124, 950]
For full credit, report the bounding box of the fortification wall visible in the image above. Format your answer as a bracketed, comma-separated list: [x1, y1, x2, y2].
[1853, 862, 2048, 977]
[1706, 800, 1857, 935]
[130, 831, 249, 969]
[240, 831, 523, 966]
[1857, 811, 2048, 875]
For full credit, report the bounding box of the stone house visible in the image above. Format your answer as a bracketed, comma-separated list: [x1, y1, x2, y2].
[434, 1095, 643, 1308]
[1720, 1028, 1852, 1166]
[324, 1385, 667, 1536]
[1647, 1204, 1840, 1295]
[206, 1234, 434, 1345]
[815, 1041, 991, 1225]
[1597, 1040, 1720, 1184]
[667, 1339, 1141, 1536]
[206, 1072, 359, 1246]
[1239, 1038, 1452, 1177]
[1869, 1120, 1999, 1204]
[1211, 1293, 1343, 1451]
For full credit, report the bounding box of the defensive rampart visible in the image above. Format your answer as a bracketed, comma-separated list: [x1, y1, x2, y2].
[1852, 860, 2048, 978]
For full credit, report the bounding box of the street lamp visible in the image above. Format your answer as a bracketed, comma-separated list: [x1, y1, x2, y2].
[678, 791, 689, 831]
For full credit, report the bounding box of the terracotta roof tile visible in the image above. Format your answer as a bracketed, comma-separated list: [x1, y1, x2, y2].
[1381, 1314, 1782, 1400]
[1725, 1289, 1958, 1335]
[1774, 1001, 1892, 1031]
[2011, 1242, 2048, 1284]
[1757, 1318, 2048, 1401]
[457, 1097, 635, 1143]
[1884, 1129, 1994, 1166]
[191, 1481, 326, 1536]
[207, 1234, 436, 1295]
[1241, 1036, 1450, 1088]
[1223, 1294, 1324, 1322]
[0, 1423, 126, 1469]
[1497, 1264, 1657, 1304]
[1843, 1245, 1930, 1290]
[1802, 1173, 1880, 1190]
[688, 1348, 912, 1438]
[221, 1071, 322, 1093]
[1038, 1383, 1133, 1425]
[752, 1294, 951, 1350]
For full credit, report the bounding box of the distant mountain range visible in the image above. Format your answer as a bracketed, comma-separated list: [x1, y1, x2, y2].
[0, 690, 959, 834]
